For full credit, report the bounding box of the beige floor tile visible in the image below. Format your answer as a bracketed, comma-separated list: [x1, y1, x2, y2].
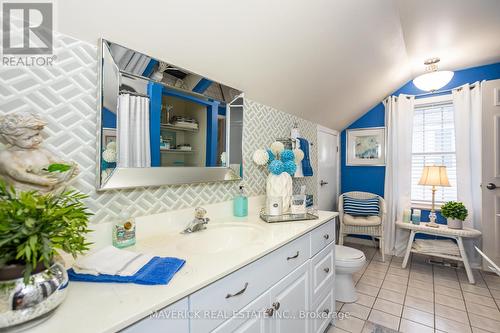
[391, 256, 404, 263]
[381, 280, 407, 294]
[435, 284, 464, 299]
[471, 327, 495, 333]
[468, 313, 500, 333]
[489, 288, 500, 299]
[435, 303, 469, 324]
[435, 293, 466, 311]
[356, 283, 380, 297]
[487, 281, 500, 291]
[367, 309, 400, 331]
[335, 315, 365, 333]
[463, 292, 497, 308]
[363, 269, 387, 280]
[435, 278, 461, 290]
[402, 306, 434, 328]
[373, 298, 403, 316]
[410, 272, 433, 283]
[406, 286, 434, 302]
[336, 301, 344, 311]
[328, 324, 351, 333]
[435, 316, 472, 333]
[405, 295, 434, 314]
[399, 319, 434, 333]
[465, 301, 500, 321]
[354, 293, 376, 308]
[460, 284, 491, 297]
[341, 303, 371, 320]
[384, 272, 408, 285]
[408, 279, 432, 290]
[377, 288, 405, 304]
[358, 275, 384, 288]
[388, 267, 410, 277]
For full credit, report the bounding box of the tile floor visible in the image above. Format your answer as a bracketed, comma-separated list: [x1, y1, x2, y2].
[329, 243, 500, 333]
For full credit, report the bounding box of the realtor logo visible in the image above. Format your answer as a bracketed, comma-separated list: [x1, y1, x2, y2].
[2, 2, 53, 54]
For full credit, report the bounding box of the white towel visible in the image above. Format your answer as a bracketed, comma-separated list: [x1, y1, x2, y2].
[73, 246, 153, 277]
[413, 240, 460, 257]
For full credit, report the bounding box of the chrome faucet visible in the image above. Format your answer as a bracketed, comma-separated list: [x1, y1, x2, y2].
[182, 207, 210, 233]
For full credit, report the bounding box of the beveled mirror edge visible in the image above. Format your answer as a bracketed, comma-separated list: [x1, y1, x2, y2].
[96, 38, 244, 191]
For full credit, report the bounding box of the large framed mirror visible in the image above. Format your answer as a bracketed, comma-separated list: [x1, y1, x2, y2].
[97, 39, 244, 190]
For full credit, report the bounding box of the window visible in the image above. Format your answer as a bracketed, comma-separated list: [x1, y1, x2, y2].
[411, 97, 457, 205]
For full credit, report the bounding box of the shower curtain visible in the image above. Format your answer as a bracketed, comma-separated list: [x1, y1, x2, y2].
[117, 94, 151, 168]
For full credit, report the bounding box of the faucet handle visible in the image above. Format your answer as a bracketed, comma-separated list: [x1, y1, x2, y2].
[194, 207, 207, 219]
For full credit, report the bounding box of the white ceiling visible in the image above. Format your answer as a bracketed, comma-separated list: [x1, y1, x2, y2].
[57, 0, 500, 130]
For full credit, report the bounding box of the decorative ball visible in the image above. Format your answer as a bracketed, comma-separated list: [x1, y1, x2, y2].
[293, 148, 304, 163]
[102, 149, 117, 163]
[283, 160, 297, 176]
[267, 149, 275, 162]
[270, 141, 285, 155]
[268, 159, 284, 175]
[252, 149, 269, 165]
[281, 149, 294, 162]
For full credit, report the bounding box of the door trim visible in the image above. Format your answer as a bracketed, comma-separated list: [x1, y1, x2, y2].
[317, 125, 340, 211]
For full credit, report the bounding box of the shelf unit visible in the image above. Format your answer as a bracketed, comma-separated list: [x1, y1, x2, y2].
[160, 123, 198, 132]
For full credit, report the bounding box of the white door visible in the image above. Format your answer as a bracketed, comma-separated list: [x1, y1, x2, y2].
[481, 79, 500, 271]
[269, 262, 310, 333]
[317, 126, 339, 211]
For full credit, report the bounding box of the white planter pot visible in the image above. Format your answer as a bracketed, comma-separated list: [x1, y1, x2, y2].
[447, 218, 463, 229]
[266, 173, 293, 213]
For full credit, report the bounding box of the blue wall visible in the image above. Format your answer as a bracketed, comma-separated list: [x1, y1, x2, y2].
[341, 62, 500, 198]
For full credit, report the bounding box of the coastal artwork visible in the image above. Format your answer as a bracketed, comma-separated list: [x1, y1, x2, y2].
[347, 127, 385, 166]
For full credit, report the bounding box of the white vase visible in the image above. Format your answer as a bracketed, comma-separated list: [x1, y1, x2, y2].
[447, 218, 463, 229]
[266, 173, 293, 213]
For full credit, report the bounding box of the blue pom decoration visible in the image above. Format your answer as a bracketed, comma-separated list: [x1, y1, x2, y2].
[268, 160, 284, 175]
[267, 149, 275, 162]
[281, 149, 295, 162]
[283, 160, 297, 176]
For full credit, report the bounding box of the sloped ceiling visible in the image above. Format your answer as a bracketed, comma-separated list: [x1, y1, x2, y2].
[57, 0, 500, 130]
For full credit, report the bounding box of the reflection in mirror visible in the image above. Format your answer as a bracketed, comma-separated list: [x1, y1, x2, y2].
[98, 39, 244, 190]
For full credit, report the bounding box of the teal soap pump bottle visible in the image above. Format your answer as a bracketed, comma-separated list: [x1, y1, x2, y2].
[233, 185, 248, 217]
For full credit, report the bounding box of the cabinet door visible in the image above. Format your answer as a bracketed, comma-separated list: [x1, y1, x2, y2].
[269, 262, 310, 333]
[120, 297, 189, 333]
[211, 289, 271, 333]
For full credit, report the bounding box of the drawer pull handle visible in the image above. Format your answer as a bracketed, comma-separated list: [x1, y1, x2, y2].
[323, 234, 330, 240]
[323, 267, 330, 273]
[287, 251, 300, 260]
[323, 309, 330, 315]
[265, 307, 274, 317]
[273, 302, 280, 310]
[225, 282, 248, 299]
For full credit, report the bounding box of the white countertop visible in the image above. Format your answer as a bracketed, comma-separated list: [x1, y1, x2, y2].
[31, 199, 337, 333]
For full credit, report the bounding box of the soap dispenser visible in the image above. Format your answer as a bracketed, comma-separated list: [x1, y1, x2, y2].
[112, 211, 136, 248]
[233, 185, 248, 217]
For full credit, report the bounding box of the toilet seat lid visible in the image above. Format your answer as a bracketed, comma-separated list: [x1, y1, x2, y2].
[335, 245, 365, 261]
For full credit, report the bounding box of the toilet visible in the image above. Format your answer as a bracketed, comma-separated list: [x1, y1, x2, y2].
[335, 245, 366, 302]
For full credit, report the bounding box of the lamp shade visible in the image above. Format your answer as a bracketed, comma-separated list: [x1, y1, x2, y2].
[418, 165, 451, 187]
[413, 71, 454, 92]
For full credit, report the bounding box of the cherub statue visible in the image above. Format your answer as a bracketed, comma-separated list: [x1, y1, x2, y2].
[0, 112, 79, 193]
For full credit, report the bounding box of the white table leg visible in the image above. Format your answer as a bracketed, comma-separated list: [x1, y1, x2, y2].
[402, 230, 415, 269]
[457, 237, 475, 284]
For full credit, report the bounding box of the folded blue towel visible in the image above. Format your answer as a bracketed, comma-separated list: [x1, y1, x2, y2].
[68, 256, 185, 285]
[298, 138, 313, 177]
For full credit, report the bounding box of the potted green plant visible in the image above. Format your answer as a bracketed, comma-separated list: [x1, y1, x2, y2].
[440, 201, 468, 229]
[0, 181, 92, 329]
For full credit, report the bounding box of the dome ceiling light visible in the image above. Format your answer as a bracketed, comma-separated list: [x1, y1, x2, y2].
[412, 57, 454, 92]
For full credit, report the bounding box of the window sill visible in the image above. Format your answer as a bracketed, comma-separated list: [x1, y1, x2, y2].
[411, 201, 443, 211]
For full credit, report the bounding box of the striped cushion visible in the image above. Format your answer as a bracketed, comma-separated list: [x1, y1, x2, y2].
[343, 196, 380, 216]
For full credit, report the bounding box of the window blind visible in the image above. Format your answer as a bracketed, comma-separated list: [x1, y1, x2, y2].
[411, 101, 458, 203]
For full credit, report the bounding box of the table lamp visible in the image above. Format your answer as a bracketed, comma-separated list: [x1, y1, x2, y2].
[418, 165, 451, 228]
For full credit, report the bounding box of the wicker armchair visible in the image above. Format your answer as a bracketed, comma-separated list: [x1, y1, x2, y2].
[338, 191, 386, 262]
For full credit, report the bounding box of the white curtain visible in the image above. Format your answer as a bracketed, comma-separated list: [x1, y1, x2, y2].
[452, 82, 483, 267]
[117, 94, 151, 168]
[384, 94, 415, 255]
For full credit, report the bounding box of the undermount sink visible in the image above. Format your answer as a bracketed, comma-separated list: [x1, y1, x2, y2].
[176, 223, 265, 254]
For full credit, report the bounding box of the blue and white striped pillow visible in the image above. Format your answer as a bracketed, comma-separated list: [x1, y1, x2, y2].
[343, 196, 380, 216]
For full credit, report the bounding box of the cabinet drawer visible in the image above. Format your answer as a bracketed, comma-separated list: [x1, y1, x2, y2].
[310, 242, 334, 302]
[120, 297, 189, 333]
[310, 219, 334, 257]
[190, 234, 309, 333]
[311, 289, 334, 333]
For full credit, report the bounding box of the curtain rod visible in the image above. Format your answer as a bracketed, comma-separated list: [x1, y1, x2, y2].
[389, 83, 479, 101]
[119, 90, 150, 98]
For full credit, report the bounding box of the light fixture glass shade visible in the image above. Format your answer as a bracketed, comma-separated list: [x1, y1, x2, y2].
[412, 70, 454, 92]
[418, 165, 451, 187]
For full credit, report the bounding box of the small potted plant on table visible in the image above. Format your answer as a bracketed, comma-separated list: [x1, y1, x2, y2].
[440, 201, 468, 229]
[0, 181, 92, 330]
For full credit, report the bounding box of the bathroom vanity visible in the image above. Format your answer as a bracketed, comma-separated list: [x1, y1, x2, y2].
[30, 197, 337, 333]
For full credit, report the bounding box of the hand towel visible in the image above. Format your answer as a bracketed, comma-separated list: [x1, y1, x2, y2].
[298, 138, 313, 176]
[68, 256, 185, 285]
